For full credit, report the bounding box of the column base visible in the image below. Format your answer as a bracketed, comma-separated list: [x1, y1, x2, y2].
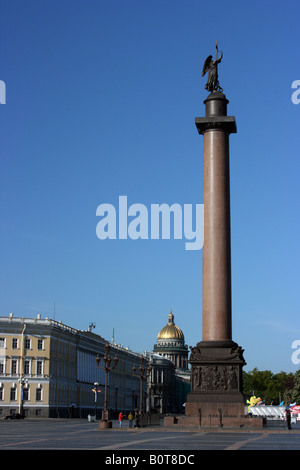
[98, 420, 112, 429]
[185, 339, 246, 421]
[164, 413, 264, 429]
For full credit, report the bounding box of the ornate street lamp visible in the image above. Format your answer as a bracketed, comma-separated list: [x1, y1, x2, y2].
[96, 342, 118, 429]
[132, 356, 151, 416]
[18, 378, 28, 416]
[92, 382, 101, 418]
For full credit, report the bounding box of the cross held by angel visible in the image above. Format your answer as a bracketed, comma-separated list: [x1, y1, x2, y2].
[202, 41, 223, 93]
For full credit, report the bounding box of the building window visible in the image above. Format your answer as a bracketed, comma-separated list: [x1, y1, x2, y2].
[37, 339, 44, 350]
[24, 339, 31, 350]
[0, 387, 3, 400]
[36, 360, 44, 376]
[10, 387, 16, 401]
[36, 388, 42, 401]
[12, 338, 18, 349]
[11, 359, 18, 375]
[24, 359, 31, 375]
[0, 338, 5, 348]
[23, 387, 29, 401]
[0, 359, 5, 374]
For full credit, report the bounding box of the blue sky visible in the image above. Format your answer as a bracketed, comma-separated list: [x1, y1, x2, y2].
[0, 0, 299, 373]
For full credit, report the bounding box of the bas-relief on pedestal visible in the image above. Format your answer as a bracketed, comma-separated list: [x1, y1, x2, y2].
[185, 340, 246, 418]
[189, 342, 245, 393]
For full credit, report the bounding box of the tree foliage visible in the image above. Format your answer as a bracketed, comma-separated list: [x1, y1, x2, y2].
[243, 368, 297, 405]
[283, 370, 300, 405]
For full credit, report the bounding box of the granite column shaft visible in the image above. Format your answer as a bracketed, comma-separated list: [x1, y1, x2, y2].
[202, 128, 232, 341]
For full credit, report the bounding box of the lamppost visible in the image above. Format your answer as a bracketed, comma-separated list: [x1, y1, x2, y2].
[18, 377, 28, 416]
[92, 382, 101, 418]
[96, 342, 118, 429]
[132, 356, 151, 416]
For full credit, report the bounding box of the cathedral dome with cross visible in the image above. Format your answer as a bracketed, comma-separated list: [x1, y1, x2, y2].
[157, 310, 185, 340]
[153, 310, 189, 370]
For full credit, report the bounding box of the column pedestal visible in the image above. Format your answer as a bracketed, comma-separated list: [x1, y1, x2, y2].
[185, 339, 246, 421]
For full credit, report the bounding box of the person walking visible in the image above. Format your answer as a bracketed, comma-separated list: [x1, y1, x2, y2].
[118, 411, 125, 427]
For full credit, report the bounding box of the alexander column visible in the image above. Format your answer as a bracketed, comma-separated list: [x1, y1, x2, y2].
[185, 43, 246, 426]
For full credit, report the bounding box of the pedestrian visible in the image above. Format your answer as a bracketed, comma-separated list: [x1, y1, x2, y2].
[128, 411, 133, 428]
[134, 410, 140, 428]
[118, 411, 125, 427]
[286, 408, 292, 430]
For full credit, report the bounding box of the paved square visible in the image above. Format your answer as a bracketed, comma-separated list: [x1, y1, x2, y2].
[0, 419, 299, 452]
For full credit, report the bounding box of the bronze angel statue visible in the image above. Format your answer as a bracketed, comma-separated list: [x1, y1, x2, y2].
[202, 41, 223, 93]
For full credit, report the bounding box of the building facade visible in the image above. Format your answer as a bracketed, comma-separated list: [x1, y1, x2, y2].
[152, 310, 191, 413]
[0, 314, 144, 418]
[0, 312, 190, 418]
[146, 352, 176, 414]
[153, 310, 189, 371]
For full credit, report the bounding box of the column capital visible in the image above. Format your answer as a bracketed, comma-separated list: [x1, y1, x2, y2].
[195, 116, 237, 135]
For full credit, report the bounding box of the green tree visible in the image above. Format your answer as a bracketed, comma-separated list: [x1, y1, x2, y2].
[266, 371, 293, 404]
[291, 370, 300, 404]
[243, 368, 295, 405]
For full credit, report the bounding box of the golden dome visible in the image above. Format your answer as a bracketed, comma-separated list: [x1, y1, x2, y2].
[157, 310, 184, 340]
